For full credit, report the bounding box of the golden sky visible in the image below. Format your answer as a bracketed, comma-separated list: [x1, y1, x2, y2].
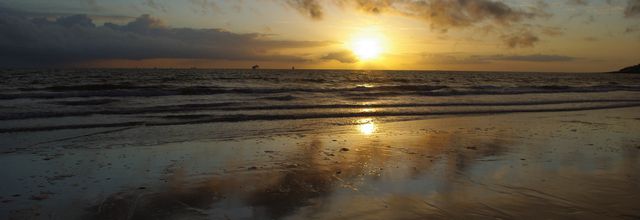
[0, 0, 639, 72]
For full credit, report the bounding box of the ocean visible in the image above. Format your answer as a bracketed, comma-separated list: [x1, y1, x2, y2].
[1, 69, 639, 134]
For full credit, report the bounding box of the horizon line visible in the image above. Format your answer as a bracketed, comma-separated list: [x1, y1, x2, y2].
[0, 67, 613, 74]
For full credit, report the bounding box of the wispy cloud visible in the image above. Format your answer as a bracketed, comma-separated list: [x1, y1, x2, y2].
[350, 0, 539, 29]
[420, 53, 576, 65]
[289, 0, 541, 30]
[566, 0, 588, 6]
[143, 0, 167, 12]
[284, 0, 324, 20]
[475, 54, 577, 62]
[321, 51, 358, 63]
[281, 0, 547, 48]
[188, 0, 219, 14]
[501, 31, 540, 48]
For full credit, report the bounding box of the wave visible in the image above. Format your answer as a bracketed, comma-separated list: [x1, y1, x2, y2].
[0, 102, 237, 120]
[0, 122, 144, 133]
[343, 85, 640, 98]
[23, 84, 165, 91]
[2, 102, 639, 133]
[216, 99, 640, 111]
[53, 99, 119, 106]
[151, 103, 640, 123]
[2, 84, 640, 100]
[2, 99, 639, 120]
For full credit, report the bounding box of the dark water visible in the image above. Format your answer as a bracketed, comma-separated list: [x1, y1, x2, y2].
[1, 69, 640, 133]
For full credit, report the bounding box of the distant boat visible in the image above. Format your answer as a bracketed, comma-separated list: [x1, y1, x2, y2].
[291, 66, 295, 70]
[252, 65, 260, 70]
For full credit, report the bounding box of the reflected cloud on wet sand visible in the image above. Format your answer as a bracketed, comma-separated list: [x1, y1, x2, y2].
[84, 113, 640, 219]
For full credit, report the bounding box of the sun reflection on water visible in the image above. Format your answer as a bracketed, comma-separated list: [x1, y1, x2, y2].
[356, 83, 374, 88]
[357, 118, 377, 135]
[360, 108, 375, 113]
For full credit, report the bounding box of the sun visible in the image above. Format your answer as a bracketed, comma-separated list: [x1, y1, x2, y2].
[351, 37, 383, 61]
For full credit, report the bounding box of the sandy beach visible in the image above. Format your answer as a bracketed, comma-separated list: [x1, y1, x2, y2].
[1, 106, 639, 219]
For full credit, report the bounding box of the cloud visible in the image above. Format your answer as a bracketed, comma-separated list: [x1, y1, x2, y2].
[321, 51, 358, 63]
[567, 0, 588, 6]
[540, 26, 563, 36]
[337, 0, 396, 14]
[401, 0, 537, 29]
[0, 6, 136, 24]
[420, 52, 490, 65]
[285, 0, 324, 20]
[285, 0, 547, 48]
[0, 10, 330, 67]
[188, 0, 219, 14]
[626, 0, 640, 18]
[475, 54, 577, 62]
[143, 0, 167, 12]
[501, 31, 539, 48]
[296, 0, 539, 30]
[421, 53, 575, 65]
[53, 14, 97, 28]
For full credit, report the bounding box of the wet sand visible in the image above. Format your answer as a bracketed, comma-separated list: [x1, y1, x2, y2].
[1, 107, 640, 219]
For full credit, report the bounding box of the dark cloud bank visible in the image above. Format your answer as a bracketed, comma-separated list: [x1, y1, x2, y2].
[0, 9, 328, 67]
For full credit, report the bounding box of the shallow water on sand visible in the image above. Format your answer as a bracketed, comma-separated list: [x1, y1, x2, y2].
[1, 107, 639, 219]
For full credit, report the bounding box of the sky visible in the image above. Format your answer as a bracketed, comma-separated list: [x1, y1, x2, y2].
[0, 0, 638, 72]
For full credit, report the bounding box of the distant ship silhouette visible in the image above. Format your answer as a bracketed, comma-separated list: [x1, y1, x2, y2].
[252, 65, 260, 70]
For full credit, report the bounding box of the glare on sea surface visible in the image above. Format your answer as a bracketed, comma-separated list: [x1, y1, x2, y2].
[360, 108, 375, 113]
[356, 83, 374, 88]
[357, 118, 377, 135]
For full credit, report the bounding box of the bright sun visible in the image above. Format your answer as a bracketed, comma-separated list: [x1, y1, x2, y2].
[351, 37, 383, 61]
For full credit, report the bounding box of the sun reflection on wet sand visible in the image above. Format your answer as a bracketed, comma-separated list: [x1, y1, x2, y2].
[4, 108, 640, 219]
[357, 118, 377, 135]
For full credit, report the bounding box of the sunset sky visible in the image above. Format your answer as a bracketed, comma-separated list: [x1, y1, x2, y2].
[0, 0, 639, 72]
